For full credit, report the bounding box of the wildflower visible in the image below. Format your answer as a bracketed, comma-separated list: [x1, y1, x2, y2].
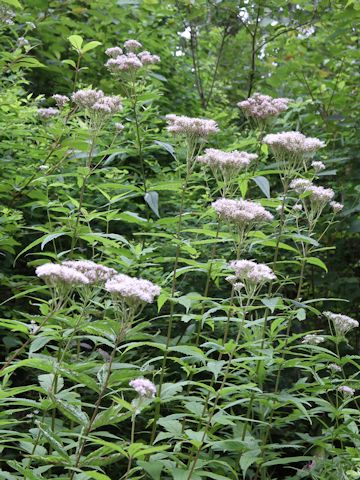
[330, 201, 344, 213]
[105, 274, 161, 304]
[338, 385, 355, 396]
[105, 46, 123, 58]
[166, 114, 219, 139]
[237, 92, 290, 120]
[289, 178, 312, 194]
[328, 363, 342, 373]
[311, 160, 325, 172]
[37, 107, 59, 119]
[72, 89, 104, 109]
[0, 5, 15, 25]
[198, 148, 257, 171]
[229, 259, 276, 284]
[307, 185, 335, 205]
[52, 94, 69, 108]
[61, 260, 116, 284]
[105, 53, 143, 72]
[35, 263, 89, 287]
[91, 95, 123, 114]
[212, 198, 273, 226]
[293, 203, 303, 212]
[16, 36, 29, 48]
[324, 311, 359, 335]
[263, 132, 325, 155]
[124, 39, 142, 51]
[129, 378, 156, 398]
[290, 179, 334, 214]
[138, 50, 160, 65]
[301, 334, 325, 345]
[225, 275, 237, 285]
[39, 165, 49, 171]
[115, 122, 125, 132]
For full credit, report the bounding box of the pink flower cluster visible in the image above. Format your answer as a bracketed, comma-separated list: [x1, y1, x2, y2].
[62, 260, 116, 284]
[263, 132, 325, 155]
[37, 107, 59, 119]
[198, 148, 257, 171]
[338, 385, 355, 396]
[166, 114, 219, 138]
[229, 259, 276, 284]
[212, 198, 273, 226]
[52, 94, 69, 108]
[105, 274, 161, 304]
[72, 89, 122, 115]
[238, 92, 290, 119]
[290, 179, 334, 205]
[129, 377, 156, 398]
[36, 263, 89, 287]
[330, 201, 344, 213]
[105, 39, 160, 73]
[324, 311, 359, 335]
[311, 160, 325, 172]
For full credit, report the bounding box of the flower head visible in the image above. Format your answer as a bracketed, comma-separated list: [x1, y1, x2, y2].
[238, 93, 290, 120]
[105, 274, 161, 304]
[72, 89, 104, 109]
[61, 260, 116, 284]
[129, 378, 156, 398]
[229, 259, 276, 285]
[105, 53, 143, 72]
[35, 263, 89, 287]
[328, 363, 342, 373]
[105, 47, 123, 58]
[52, 94, 69, 108]
[138, 50, 160, 65]
[311, 160, 325, 172]
[324, 311, 359, 335]
[198, 148, 257, 171]
[338, 385, 355, 396]
[37, 107, 59, 119]
[212, 198, 273, 226]
[301, 334, 325, 345]
[263, 132, 325, 155]
[330, 201, 344, 213]
[115, 122, 125, 132]
[124, 39, 142, 51]
[0, 5, 15, 25]
[166, 114, 219, 139]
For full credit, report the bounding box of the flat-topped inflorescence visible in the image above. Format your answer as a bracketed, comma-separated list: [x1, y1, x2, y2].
[35, 263, 89, 287]
[105, 274, 161, 304]
[238, 92, 290, 120]
[52, 95, 69, 108]
[37, 107, 59, 119]
[324, 311, 359, 336]
[229, 259, 276, 285]
[166, 114, 219, 139]
[105, 40, 160, 74]
[129, 378, 156, 398]
[212, 198, 273, 225]
[198, 148, 257, 170]
[302, 334, 325, 345]
[61, 260, 116, 284]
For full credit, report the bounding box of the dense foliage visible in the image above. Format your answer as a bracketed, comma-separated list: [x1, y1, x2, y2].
[0, 1, 359, 479]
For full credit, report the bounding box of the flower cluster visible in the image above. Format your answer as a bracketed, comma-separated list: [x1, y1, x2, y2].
[166, 114, 219, 139]
[52, 94, 69, 108]
[229, 260, 276, 285]
[338, 386, 355, 396]
[62, 260, 116, 284]
[72, 89, 122, 115]
[212, 198, 273, 226]
[311, 160, 325, 172]
[198, 148, 257, 171]
[330, 201, 344, 213]
[301, 334, 325, 345]
[105, 39, 159, 73]
[328, 363, 342, 373]
[105, 274, 161, 304]
[37, 107, 59, 119]
[290, 179, 335, 206]
[0, 5, 15, 25]
[35, 263, 89, 287]
[238, 92, 290, 120]
[263, 132, 325, 155]
[129, 378, 156, 398]
[324, 311, 359, 336]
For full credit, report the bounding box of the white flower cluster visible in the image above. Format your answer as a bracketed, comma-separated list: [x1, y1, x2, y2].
[324, 311, 359, 335]
[329, 201, 344, 213]
[263, 132, 325, 155]
[238, 93, 290, 120]
[311, 160, 325, 172]
[338, 385, 355, 396]
[166, 114, 219, 139]
[36, 263, 89, 287]
[105, 39, 160, 73]
[0, 5, 15, 25]
[229, 259, 276, 285]
[105, 274, 161, 304]
[37, 107, 59, 119]
[212, 198, 273, 226]
[129, 377, 156, 398]
[62, 260, 116, 284]
[72, 89, 122, 116]
[301, 334, 325, 345]
[198, 148, 257, 171]
[52, 94, 69, 108]
[290, 179, 335, 206]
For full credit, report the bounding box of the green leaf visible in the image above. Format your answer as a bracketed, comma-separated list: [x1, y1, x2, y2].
[81, 472, 111, 480]
[82, 41, 102, 53]
[253, 176, 270, 198]
[2, 0, 22, 8]
[240, 449, 261, 477]
[68, 34, 84, 51]
[305, 256, 328, 272]
[41, 232, 69, 250]
[53, 398, 89, 426]
[144, 191, 160, 217]
[36, 422, 69, 459]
